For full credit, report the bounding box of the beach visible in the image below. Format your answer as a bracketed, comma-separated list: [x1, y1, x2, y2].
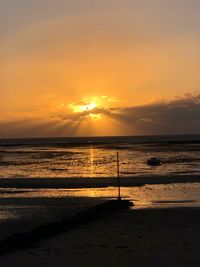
[0, 196, 104, 241]
[1, 206, 200, 267]
[0, 136, 200, 266]
[0, 182, 200, 266]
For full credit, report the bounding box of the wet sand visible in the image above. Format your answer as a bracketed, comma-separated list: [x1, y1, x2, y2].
[0, 175, 200, 188]
[0, 197, 104, 240]
[1, 207, 200, 267]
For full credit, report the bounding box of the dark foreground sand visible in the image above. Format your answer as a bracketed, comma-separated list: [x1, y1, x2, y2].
[1, 206, 200, 267]
[0, 197, 105, 240]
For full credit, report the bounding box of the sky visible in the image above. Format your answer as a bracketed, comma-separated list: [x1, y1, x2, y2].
[0, 0, 200, 137]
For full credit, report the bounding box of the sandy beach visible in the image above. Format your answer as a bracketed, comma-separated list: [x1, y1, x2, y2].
[0, 182, 200, 266]
[0, 196, 105, 241]
[1, 206, 200, 267]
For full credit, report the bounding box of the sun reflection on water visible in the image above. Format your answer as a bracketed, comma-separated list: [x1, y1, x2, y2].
[90, 146, 94, 177]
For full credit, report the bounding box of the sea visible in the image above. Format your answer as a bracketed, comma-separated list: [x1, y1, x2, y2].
[0, 135, 200, 238]
[1, 135, 200, 178]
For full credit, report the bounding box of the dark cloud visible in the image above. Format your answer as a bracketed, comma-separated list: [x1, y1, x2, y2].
[0, 95, 200, 138]
[112, 94, 200, 135]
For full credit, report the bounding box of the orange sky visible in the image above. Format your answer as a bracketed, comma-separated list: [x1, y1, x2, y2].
[0, 0, 200, 137]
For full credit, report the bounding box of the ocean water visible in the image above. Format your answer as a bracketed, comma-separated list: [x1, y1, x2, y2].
[0, 135, 200, 178]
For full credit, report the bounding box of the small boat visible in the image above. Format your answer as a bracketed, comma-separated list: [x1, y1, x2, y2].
[147, 157, 161, 166]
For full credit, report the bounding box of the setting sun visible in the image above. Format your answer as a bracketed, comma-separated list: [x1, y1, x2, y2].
[80, 103, 97, 112]
[69, 100, 97, 114]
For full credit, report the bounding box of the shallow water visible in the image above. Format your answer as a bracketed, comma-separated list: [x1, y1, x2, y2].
[0, 135, 200, 178]
[0, 183, 200, 223]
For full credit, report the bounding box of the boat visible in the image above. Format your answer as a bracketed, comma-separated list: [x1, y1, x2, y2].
[147, 157, 161, 166]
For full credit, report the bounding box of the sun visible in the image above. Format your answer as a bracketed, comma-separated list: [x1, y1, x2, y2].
[69, 98, 100, 119]
[68, 98, 103, 121]
[70, 101, 97, 113]
[68, 96, 117, 121]
[79, 102, 97, 112]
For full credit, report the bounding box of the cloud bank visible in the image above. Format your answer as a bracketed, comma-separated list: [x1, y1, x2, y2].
[0, 94, 200, 138]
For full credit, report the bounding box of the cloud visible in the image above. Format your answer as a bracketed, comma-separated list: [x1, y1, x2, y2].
[0, 94, 200, 138]
[114, 94, 200, 135]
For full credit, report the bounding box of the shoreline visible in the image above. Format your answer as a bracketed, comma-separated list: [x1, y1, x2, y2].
[0, 175, 199, 188]
[0, 180, 200, 266]
[1, 182, 200, 242]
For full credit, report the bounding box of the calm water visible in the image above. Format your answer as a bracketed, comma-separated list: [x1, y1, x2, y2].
[0, 135, 200, 178]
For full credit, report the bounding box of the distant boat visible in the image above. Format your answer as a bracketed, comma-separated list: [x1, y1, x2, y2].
[147, 157, 161, 166]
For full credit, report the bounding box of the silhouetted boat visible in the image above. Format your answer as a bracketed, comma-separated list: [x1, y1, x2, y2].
[147, 157, 161, 166]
